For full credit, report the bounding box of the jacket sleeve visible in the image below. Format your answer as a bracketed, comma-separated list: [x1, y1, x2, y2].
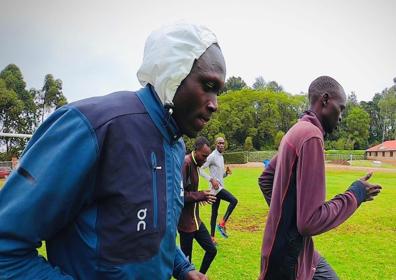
[172, 247, 195, 279]
[296, 137, 360, 236]
[258, 154, 277, 206]
[184, 191, 207, 203]
[0, 106, 98, 279]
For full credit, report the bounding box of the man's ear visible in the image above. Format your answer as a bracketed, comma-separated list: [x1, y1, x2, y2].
[322, 93, 329, 106]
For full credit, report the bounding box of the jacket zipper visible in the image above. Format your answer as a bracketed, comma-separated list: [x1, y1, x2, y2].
[151, 152, 158, 229]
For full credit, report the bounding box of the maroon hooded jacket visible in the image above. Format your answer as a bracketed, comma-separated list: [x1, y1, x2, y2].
[259, 111, 365, 280]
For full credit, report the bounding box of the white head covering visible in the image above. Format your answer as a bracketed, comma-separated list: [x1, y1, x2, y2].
[137, 22, 218, 106]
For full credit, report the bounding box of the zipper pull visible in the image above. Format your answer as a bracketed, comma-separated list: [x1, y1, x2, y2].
[151, 152, 162, 170]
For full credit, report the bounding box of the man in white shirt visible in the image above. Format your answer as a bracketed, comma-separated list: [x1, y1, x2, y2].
[200, 137, 238, 243]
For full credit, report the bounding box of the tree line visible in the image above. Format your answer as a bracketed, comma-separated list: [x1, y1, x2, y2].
[185, 76, 396, 152]
[0, 64, 67, 160]
[1, 65, 395, 159]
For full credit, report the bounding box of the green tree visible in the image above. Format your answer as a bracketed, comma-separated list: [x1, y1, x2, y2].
[200, 118, 221, 145]
[0, 79, 24, 155]
[252, 76, 266, 89]
[378, 87, 396, 141]
[327, 138, 354, 150]
[182, 136, 195, 154]
[0, 64, 37, 131]
[266, 81, 283, 92]
[274, 131, 285, 150]
[222, 76, 248, 92]
[0, 65, 37, 156]
[205, 88, 305, 150]
[276, 93, 300, 133]
[347, 91, 358, 107]
[243, 136, 253, 151]
[0, 65, 68, 158]
[360, 94, 382, 145]
[0, 64, 27, 97]
[344, 107, 370, 149]
[39, 74, 67, 123]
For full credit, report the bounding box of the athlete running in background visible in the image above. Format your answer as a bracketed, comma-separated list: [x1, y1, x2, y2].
[178, 137, 217, 274]
[200, 137, 238, 243]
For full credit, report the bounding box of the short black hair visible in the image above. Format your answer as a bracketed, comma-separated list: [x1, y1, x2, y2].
[194, 136, 210, 151]
[308, 76, 345, 105]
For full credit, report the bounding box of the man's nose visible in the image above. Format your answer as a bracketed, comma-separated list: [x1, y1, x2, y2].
[207, 95, 218, 113]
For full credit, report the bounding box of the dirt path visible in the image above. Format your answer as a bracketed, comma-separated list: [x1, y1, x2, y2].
[228, 162, 396, 173]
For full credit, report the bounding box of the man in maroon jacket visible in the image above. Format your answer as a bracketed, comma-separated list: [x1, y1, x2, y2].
[178, 137, 218, 274]
[258, 76, 382, 280]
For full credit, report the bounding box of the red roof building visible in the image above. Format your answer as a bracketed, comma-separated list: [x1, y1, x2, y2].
[366, 140, 396, 161]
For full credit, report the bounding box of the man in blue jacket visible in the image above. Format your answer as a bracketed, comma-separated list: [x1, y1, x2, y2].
[0, 22, 226, 280]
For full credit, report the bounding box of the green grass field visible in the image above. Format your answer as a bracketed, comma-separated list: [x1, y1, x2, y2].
[190, 167, 396, 280]
[1, 167, 395, 279]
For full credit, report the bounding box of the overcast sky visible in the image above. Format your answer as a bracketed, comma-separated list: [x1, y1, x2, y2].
[1, 0, 395, 102]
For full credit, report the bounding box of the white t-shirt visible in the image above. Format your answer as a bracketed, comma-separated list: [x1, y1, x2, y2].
[199, 149, 228, 194]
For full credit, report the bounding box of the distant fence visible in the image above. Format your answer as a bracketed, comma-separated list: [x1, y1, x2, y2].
[325, 154, 365, 161]
[0, 161, 12, 168]
[0, 158, 19, 169]
[224, 150, 366, 164]
[246, 151, 277, 162]
[223, 151, 277, 164]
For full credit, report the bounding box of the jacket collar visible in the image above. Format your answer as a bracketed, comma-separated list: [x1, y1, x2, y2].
[300, 110, 325, 136]
[136, 85, 182, 144]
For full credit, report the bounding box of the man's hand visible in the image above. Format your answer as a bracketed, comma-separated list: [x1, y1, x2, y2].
[226, 166, 232, 175]
[185, 270, 208, 280]
[210, 178, 220, 190]
[202, 190, 216, 204]
[359, 172, 382, 202]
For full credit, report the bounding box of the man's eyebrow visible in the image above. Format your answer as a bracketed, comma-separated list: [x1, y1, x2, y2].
[199, 70, 223, 79]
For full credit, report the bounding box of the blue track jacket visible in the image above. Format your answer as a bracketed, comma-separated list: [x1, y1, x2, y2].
[0, 86, 194, 279]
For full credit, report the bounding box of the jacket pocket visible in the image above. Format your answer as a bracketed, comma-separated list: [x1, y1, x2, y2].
[98, 149, 167, 263]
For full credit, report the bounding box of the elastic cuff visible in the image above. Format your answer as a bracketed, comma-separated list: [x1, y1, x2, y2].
[179, 266, 196, 280]
[347, 180, 366, 205]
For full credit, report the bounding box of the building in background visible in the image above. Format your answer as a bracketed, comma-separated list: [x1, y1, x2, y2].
[366, 140, 396, 161]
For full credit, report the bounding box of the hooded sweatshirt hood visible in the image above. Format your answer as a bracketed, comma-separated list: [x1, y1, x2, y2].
[137, 22, 218, 107]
